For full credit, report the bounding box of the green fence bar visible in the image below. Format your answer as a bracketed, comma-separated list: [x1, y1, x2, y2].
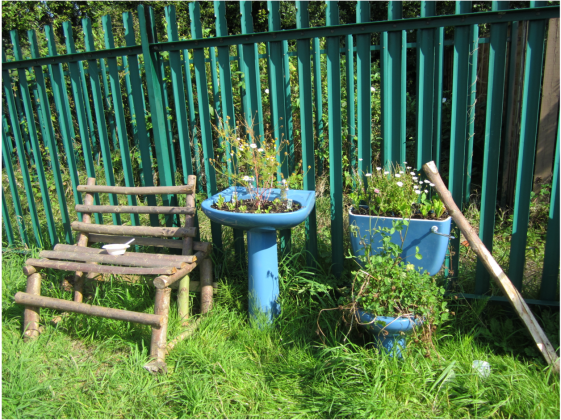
[11, 32, 58, 246]
[2, 191, 15, 247]
[433, 26, 444, 170]
[99, 55, 118, 150]
[28, 30, 73, 243]
[189, 1, 222, 256]
[464, 22, 479, 204]
[474, 1, 509, 295]
[416, 1, 437, 169]
[356, 1, 371, 177]
[62, 22, 103, 226]
[13, 83, 33, 159]
[345, 33, 356, 173]
[78, 59, 99, 161]
[508, 5, 547, 291]
[83, 18, 122, 226]
[122, 12, 159, 227]
[183, 48, 202, 192]
[540, 122, 560, 300]
[216, 0, 245, 263]
[313, 37, 325, 176]
[326, 0, 343, 277]
[448, 1, 473, 280]
[240, 1, 261, 142]
[381, 1, 405, 168]
[1, 121, 29, 246]
[102, 16, 140, 227]
[44, 26, 84, 221]
[210, 47, 222, 149]
[2, 59, 43, 247]
[296, 0, 318, 267]
[282, 39, 295, 174]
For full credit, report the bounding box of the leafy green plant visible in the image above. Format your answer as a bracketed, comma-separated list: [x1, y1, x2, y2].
[341, 220, 450, 341]
[350, 163, 447, 219]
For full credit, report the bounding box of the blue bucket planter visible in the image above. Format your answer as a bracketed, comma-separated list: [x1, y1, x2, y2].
[202, 187, 315, 325]
[349, 209, 452, 276]
[356, 309, 421, 358]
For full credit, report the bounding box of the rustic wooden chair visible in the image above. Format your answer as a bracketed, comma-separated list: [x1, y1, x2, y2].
[15, 175, 213, 373]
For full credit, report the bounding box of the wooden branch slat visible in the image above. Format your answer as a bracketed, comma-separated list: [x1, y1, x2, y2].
[71, 222, 197, 238]
[53, 244, 198, 262]
[166, 318, 202, 353]
[75, 204, 196, 215]
[15, 292, 163, 327]
[23, 273, 42, 340]
[423, 161, 560, 373]
[194, 241, 212, 254]
[77, 184, 194, 195]
[23, 266, 37, 276]
[150, 287, 171, 362]
[26, 258, 176, 275]
[39, 250, 187, 269]
[153, 263, 198, 289]
[88, 234, 184, 248]
[200, 258, 213, 314]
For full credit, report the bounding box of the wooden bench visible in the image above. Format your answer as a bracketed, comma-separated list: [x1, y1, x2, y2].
[15, 175, 213, 373]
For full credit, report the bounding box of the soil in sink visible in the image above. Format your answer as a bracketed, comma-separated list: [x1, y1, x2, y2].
[212, 198, 302, 214]
[351, 205, 449, 220]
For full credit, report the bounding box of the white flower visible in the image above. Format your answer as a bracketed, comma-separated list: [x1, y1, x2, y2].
[365, 173, 372, 177]
[371, 86, 376, 92]
[282, 179, 287, 184]
[376, 167, 382, 171]
[415, 190, 421, 194]
[230, 152, 234, 156]
[238, 146, 244, 151]
[265, 88, 269, 94]
[384, 171, 389, 175]
[430, 183, 435, 187]
[424, 180, 430, 183]
[399, 171, 404, 174]
[395, 174, 401, 178]
[403, 161, 407, 164]
[396, 181, 403, 187]
[237, 137, 241, 141]
[442, 97, 447, 103]
[250, 144, 257, 149]
[412, 177, 418, 181]
[410, 172, 416, 175]
[424, 189, 428, 193]
[258, 148, 264, 152]
[243, 176, 251, 181]
[419, 181, 424, 184]
[406, 166, 412, 169]
[359, 158, 363, 161]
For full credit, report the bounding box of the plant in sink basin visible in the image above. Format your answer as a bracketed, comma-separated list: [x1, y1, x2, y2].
[349, 163, 453, 276]
[341, 219, 451, 357]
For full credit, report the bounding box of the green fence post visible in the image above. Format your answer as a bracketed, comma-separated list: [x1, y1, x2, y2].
[189, 1, 223, 257]
[326, 0, 344, 277]
[27, 30, 73, 244]
[1, 121, 29, 246]
[99, 55, 118, 151]
[381, 1, 406, 168]
[102, 15, 141, 227]
[433, 26, 444, 170]
[44, 26, 84, 222]
[540, 122, 560, 300]
[448, 1, 473, 280]
[2, 191, 16, 247]
[11, 32, 58, 246]
[474, 1, 509, 295]
[313, 37, 325, 177]
[83, 17, 122, 226]
[345, 33, 356, 174]
[508, 1, 547, 291]
[464, 21, 479, 204]
[2, 55, 43, 247]
[282, 39, 295, 173]
[296, 0, 318, 267]
[356, 1, 371, 177]
[123, 11, 159, 227]
[78, 59, 99, 162]
[216, 0, 245, 263]
[183, 49, 202, 193]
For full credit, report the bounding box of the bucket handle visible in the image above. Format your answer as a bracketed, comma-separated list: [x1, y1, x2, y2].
[430, 226, 455, 239]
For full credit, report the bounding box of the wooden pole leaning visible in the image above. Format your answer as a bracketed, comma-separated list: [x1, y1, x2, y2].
[422, 161, 560, 374]
[74, 177, 96, 302]
[178, 175, 196, 324]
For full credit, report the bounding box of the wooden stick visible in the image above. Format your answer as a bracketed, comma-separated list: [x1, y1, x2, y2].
[75, 177, 96, 302]
[71, 222, 197, 238]
[88, 234, 184, 248]
[53, 244, 198, 263]
[423, 161, 560, 373]
[166, 318, 203, 353]
[154, 263, 198, 289]
[150, 287, 171, 362]
[26, 258, 176, 275]
[23, 266, 36, 276]
[194, 241, 212, 254]
[75, 204, 195, 215]
[200, 258, 213, 314]
[15, 292, 163, 327]
[22, 273, 42, 340]
[177, 274, 190, 325]
[39, 250, 188, 269]
[77, 184, 194, 195]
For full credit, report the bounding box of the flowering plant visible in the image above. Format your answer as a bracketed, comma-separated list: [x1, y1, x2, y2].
[349, 163, 447, 219]
[209, 118, 301, 213]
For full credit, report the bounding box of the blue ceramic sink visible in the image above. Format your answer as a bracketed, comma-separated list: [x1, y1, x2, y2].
[202, 187, 316, 325]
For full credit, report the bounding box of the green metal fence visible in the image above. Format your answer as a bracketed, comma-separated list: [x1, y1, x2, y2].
[2, 1, 559, 305]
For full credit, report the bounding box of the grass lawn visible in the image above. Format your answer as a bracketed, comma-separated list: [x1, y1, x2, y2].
[2, 196, 559, 419]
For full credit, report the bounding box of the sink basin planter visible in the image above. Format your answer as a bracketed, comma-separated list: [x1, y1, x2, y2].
[349, 209, 452, 276]
[202, 186, 315, 324]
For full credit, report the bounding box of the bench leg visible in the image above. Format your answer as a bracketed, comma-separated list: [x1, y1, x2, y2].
[177, 274, 190, 326]
[144, 287, 171, 374]
[23, 272, 42, 340]
[200, 258, 213, 314]
[74, 271, 85, 303]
